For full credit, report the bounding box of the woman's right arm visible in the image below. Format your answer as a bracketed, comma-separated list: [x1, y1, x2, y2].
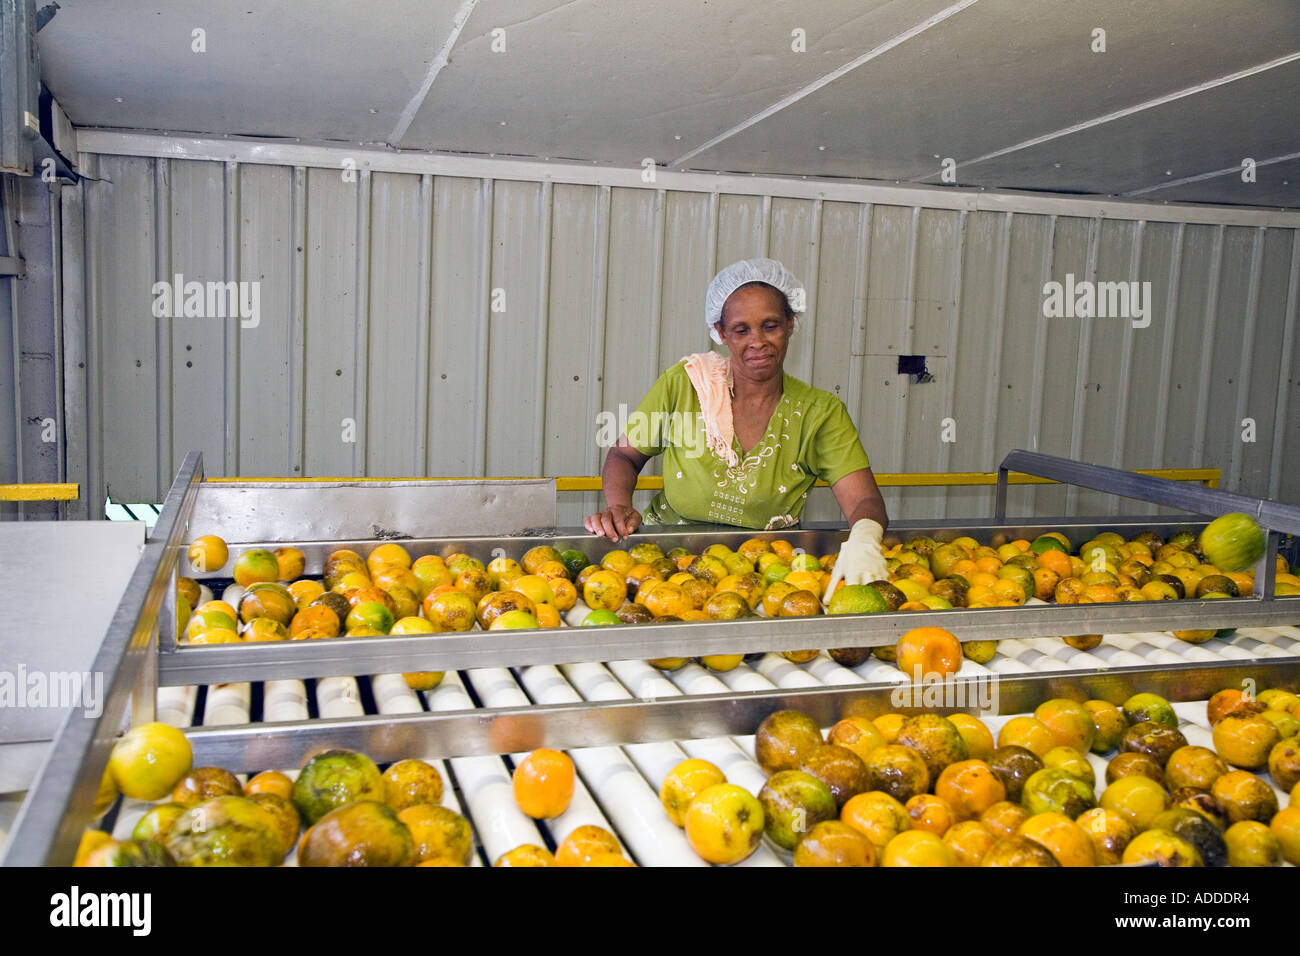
[584, 436, 650, 542]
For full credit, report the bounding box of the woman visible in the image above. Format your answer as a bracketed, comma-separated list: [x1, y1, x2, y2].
[584, 258, 889, 596]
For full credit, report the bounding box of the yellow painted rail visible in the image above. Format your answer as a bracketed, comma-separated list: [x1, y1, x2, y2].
[0, 483, 80, 502]
[207, 469, 1219, 491]
[555, 468, 1221, 492]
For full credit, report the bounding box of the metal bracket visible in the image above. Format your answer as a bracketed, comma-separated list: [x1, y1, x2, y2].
[0, 255, 25, 277]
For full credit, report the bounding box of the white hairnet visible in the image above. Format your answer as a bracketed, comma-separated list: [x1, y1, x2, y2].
[705, 258, 805, 344]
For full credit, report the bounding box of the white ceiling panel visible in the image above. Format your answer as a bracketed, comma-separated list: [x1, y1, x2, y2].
[32, 0, 1300, 208]
[682, 1, 1300, 182]
[952, 62, 1300, 205]
[37, 0, 464, 143]
[401, 0, 958, 163]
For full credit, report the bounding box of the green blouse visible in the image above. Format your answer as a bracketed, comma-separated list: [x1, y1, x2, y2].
[626, 361, 871, 530]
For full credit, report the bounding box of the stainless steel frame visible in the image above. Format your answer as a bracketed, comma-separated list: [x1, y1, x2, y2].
[5, 449, 1299, 865]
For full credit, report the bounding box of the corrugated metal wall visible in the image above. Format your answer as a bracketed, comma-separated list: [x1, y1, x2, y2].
[67, 143, 1300, 527]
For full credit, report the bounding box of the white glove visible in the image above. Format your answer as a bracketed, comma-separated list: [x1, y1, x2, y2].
[823, 519, 888, 602]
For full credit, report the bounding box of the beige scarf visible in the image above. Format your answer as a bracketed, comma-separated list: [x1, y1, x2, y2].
[682, 352, 738, 467]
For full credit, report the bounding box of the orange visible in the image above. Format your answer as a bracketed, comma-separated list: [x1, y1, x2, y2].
[534, 560, 571, 582]
[494, 844, 556, 867]
[997, 716, 1057, 758]
[1270, 806, 1300, 865]
[1017, 812, 1096, 866]
[762, 580, 799, 617]
[555, 824, 622, 866]
[826, 717, 886, 765]
[549, 578, 578, 612]
[684, 783, 765, 865]
[991, 579, 1026, 604]
[1034, 699, 1096, 752]
[453, 568, 492, 604]
[894, 565, 935, 589]
[793, 820, 876, 867]
[881, 829, 957, 866]
[367, 543, 412, 574]
[905, 794, 956, 837]
[289, 604, 341, 640]
[512, 749, 575, 819]
[512, 574, 556, 607]
[188, 535, 229, 573]
[287, 579, 325, 609]
[423, 589, 477, 631]
[770, 540, 795, 561]
[943, 820, 997, 866]
[895, 627, 963, 681]
[841, 791, 910, 850]
[873, 713, 906, 744]
[974, 556, 1003, 575]
[534, 603, 562, 628]
[108, 722, 193, 801]
[600, 549, 635, 575]
[783, 570, 823, 594]
[642, 582, 689, 618]
[583, 569, 628, 611]
[245, 770, 293, 800]
[980, 800, 1030, 840]
[518, 546, 563, 575]
[935, 759, 1007, 821]
[946, 714, 995, 761]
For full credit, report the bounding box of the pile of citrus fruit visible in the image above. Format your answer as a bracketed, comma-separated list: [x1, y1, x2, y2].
[79, 738, 634, 867]
[178, 513, 1294, 681]
[660, 687, 1300, 867]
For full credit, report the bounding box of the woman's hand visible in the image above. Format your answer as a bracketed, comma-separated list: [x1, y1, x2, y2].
[823, 518, 888, 601]
[584, 505, 642, 542]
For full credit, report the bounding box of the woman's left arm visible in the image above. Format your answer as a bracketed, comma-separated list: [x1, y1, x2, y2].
[830, 467, 889, 532]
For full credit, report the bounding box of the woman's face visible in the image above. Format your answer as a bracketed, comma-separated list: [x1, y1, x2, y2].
[715, 284, 793, 381]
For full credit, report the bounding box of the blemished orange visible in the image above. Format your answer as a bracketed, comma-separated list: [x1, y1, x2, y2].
[1017, 812, 1097, 867]
[943, 820, 998, 866]
[512, 749, 575, 819]
[905, 794, 956, 837]
[555, 825, 622, 867]
[935, 759, 1007, 821]
[981, 800, 1031, 840]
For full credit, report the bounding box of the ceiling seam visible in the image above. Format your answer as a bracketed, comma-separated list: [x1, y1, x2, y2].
[666, 0, 982, 168]
[918, 50, 1300, 181]
[389, 0, 480, 146]
[1122, 149, 1300, 197]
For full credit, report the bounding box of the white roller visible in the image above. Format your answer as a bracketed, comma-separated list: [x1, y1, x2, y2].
[220, 583, 243, 608]
[156, 685, 198, 728]
[315, 677, 364, 718]
[371, 675, 481, 865]
[804, 655, 869, 685]
[517, 664, 690, 866]
[710, 663, 778, 692]
[261, 680, 309, 722]
[369, 673, 424, 714]
[202, 683, 251, 726]
[561, 658, 774, 868]
[753, 653, 822, 687]
[422, 671, 543, 864]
